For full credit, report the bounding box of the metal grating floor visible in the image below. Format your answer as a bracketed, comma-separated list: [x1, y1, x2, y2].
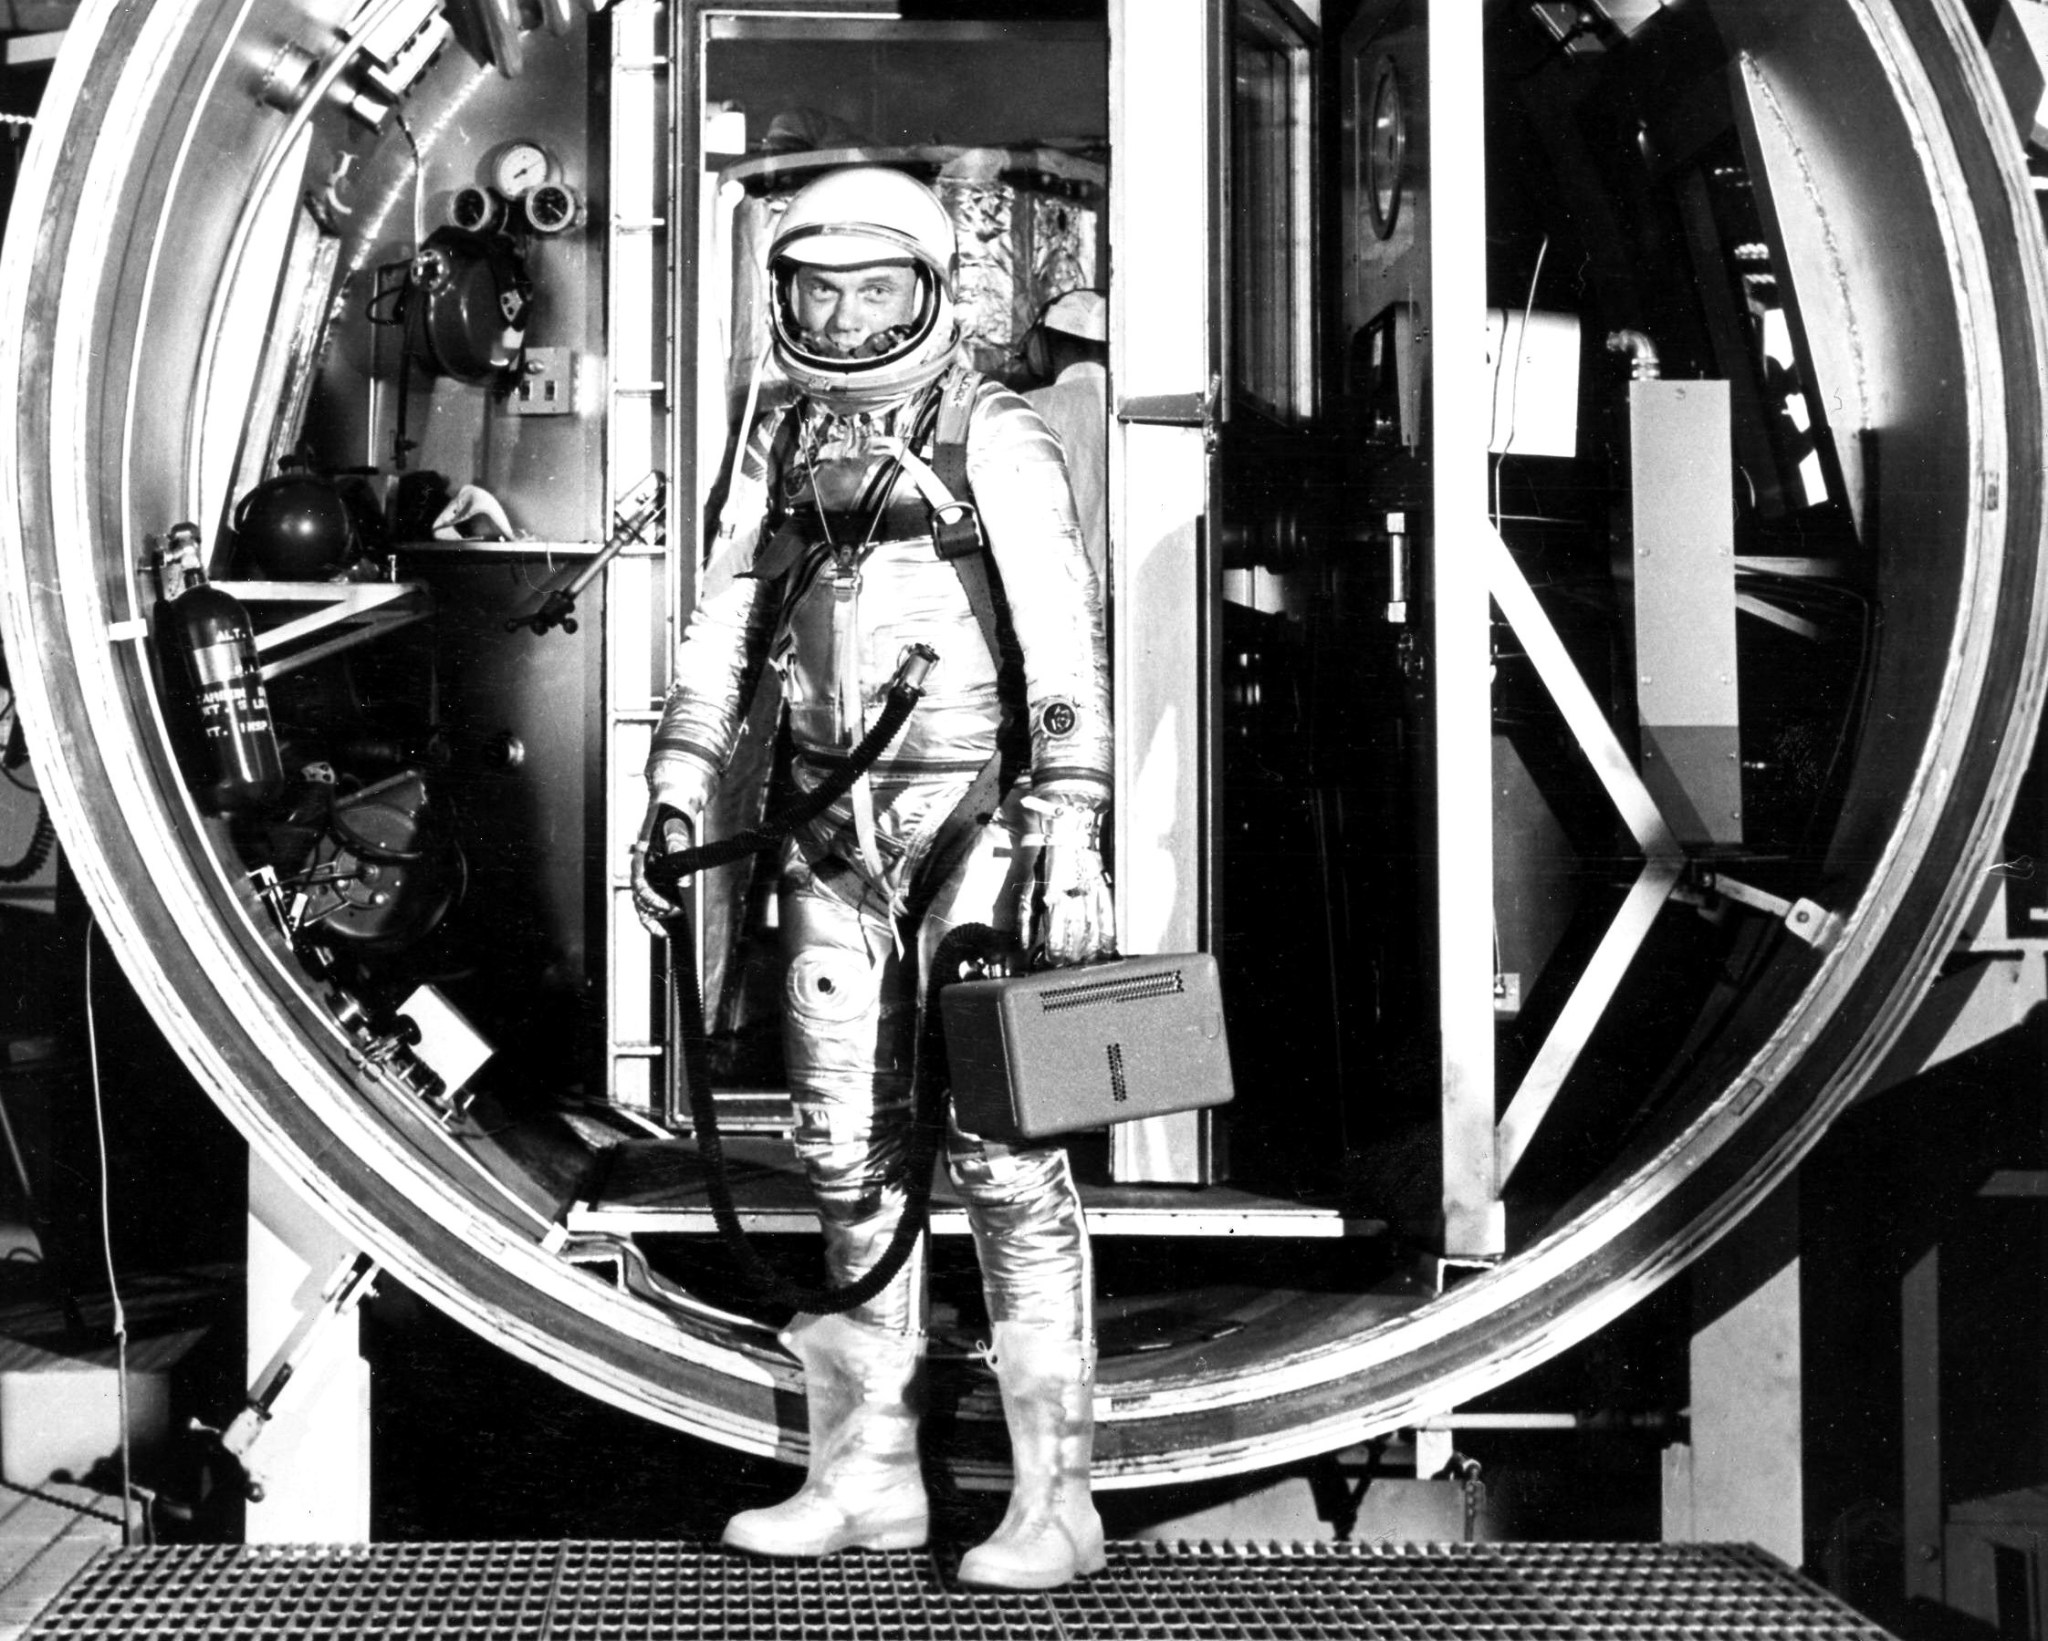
[16, 1539, 1897, 1640]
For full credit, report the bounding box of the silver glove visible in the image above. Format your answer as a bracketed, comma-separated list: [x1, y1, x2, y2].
[1017, 794, 1114, 968]
[630, 800, 696, 937]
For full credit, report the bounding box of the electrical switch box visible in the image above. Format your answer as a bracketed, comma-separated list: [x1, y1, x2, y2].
[509, 346, 573, 416]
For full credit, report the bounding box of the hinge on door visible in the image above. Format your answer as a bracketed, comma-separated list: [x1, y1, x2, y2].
[1116, 374, 1222, 447]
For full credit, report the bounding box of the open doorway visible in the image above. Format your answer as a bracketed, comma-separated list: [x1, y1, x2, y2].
[671, 8, 1113, 1121]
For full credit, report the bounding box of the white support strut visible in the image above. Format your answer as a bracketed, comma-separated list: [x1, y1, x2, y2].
[1484, 525, 1681, 863]
[1496, 857, 1684, 1189]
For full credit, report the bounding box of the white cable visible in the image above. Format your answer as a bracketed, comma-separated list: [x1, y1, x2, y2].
[719, 338, 773, 545]
[1491, 234, 1551, 528]
[393, 110, 425, 251]
[81, 927, 133, 1548]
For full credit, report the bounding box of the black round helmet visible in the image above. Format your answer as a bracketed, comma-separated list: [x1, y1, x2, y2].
[232, 472, 358, 580]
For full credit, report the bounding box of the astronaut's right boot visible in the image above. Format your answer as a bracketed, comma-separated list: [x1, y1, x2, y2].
[951, 1135, 1104, 1591]
[721, 1311, 930, 1556]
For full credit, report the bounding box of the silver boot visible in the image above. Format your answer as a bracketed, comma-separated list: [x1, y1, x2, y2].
[722, 1311, 930, 1556]
[956, 1319, 1106, 1589]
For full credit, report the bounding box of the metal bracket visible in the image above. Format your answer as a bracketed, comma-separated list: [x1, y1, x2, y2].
[1421, 1251, 1500, 1296]
[1696, 870, 1841, 949]
[1116, 375, 1222, 447]
[207, 1251, 380, 1502]
[223, 579, 433, 683]
[1412, 1426, 1455, 1480]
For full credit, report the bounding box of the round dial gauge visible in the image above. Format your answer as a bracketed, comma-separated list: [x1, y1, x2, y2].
[1364, 57, 1407, 240]
[490, 140, 550, 198]
[522, 180, 583, 235]
[449, 185, 504, 233]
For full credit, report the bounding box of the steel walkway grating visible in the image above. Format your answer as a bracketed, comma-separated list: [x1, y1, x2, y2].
[17, 1539, 1896, 1639]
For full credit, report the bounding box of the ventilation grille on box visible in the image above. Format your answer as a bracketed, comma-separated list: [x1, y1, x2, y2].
[1039, 968, 1186, 1012]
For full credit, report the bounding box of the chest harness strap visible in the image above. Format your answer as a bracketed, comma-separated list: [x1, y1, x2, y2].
[876, 370, 1024, 907]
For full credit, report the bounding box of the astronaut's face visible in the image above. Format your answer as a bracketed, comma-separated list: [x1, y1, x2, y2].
[788, 261, 922, 358]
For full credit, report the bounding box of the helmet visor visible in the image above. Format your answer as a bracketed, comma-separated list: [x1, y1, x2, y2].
[771, 222, 937, 270]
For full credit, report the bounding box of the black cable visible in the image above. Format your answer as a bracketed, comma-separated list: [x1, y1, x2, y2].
[644, 648, 1012, 1312]
[0, 1479, 124, 1528]
[81, 925, 134, 1547]
[0, 687, 34, 797]
[390, 318, 418, 473]
[670, 905, 1002, 1315]
[643, 650, 934, 892]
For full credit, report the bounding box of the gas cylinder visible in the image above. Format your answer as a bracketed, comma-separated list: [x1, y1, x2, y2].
[153, 522, 285, 814]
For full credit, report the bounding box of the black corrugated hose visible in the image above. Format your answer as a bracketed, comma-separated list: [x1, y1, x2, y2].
[0, 802, 53, 883]
[641, 645, 936, 889]
[668, 904, 1002, 1316]
[643, 641, 1015, 1314]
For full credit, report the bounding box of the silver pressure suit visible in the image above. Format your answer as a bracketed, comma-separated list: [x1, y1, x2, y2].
[647, 364, 1111, 1342]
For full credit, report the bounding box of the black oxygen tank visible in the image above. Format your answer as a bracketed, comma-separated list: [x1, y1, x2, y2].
[153, 521, 284, 814]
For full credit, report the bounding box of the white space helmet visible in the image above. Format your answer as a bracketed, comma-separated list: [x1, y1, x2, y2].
[768, 167, 962, 409]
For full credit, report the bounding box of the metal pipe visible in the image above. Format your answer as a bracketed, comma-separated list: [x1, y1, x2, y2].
[1605, 327, 1662, 379]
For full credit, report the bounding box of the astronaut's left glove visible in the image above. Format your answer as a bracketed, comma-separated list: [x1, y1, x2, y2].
[1019, 794, 1116, 969]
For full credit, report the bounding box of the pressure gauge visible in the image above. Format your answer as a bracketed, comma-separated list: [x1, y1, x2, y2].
[450, 185, 506, 233]
[490, 140, 550, 198]
[1363, 56, 1407, 241]
[521, 180, 586, 236]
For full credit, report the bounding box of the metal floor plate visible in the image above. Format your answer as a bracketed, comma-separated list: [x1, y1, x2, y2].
[17, 1540, 1896, 1640]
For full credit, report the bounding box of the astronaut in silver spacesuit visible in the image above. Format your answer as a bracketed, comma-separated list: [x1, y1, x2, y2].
[629, 166, 1114, 1591]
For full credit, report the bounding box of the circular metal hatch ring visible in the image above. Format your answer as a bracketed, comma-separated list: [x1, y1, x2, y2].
[1, 0, 2043, 1486]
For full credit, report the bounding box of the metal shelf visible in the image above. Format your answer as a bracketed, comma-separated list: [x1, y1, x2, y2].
[220, 580, 432, 682]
